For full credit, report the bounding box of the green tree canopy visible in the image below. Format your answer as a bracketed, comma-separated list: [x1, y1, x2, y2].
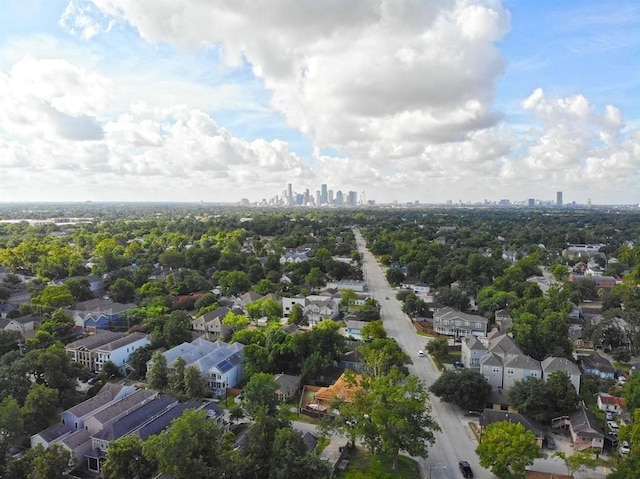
[243, 372, 279, 418]
[429, 369, 492, 411]
[476, 421, 539, 479]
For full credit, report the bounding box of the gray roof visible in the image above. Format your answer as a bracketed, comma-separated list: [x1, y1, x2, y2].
[464, 335, 486, 351]
[569, 406, 606, 437]
[91, 389, 157, 426]
[60, 428, 91, 449]
[434, 307, 489, 324]
[480, 409, 544, 438]
[581, 354, 616, 373]
[274, 373, 301, 394]
[92, 395, 178, 441]
[65, 331, 125, 351]
[96, 332, 148, 352]
[541, 357, 581, 375]
[480, 352, 503, 367]
[135, 401, 200, 441]
[70, 298, 135, 314]
[66, 383, 133, 419]
[34, 422, 73, 443]
[488, 333, 522, 356]
[503, 354, 541, 371]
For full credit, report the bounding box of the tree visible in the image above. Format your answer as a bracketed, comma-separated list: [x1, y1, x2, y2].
[623, 373, 640, 414]
[31, 284, 74, 310]
[229, 404, 244, 424]
[109, 277, 136, 303]
[184, 365, 207, 399]
[608, 450, 640, 479]
[169, 356, 186, 393]
[340, 289, 357, 307]
[143, 409, 236, 479]
[0, 396, 24, 473]
[7, 443, 73, 479]
[426, 337, 449, 363]
[243, 372, 279, 418]
[305, 267, 324, 291]
[222, 311, 250, 336]
[268, 427, 331, 479]
[554, 450, 598, 477]
[102, 434, 155, 479]
[508, 372, 579, 423]
[476, 421, 539, 479]
[385, 268, 405, 286]
[147, 351, 169, 390]
[357, 338, 409, 377]
[288, 304, 304, 325]
[22, 383, 59, 434]
[429, 369, 492, 411]
[65, 278, 94, 302]
[340, 370, 439, 471]
[360, 320, 387, 340]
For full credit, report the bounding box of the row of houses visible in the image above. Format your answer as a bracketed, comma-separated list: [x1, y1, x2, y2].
[31, 382, 224, 474]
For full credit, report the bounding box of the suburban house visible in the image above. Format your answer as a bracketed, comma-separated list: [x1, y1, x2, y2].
[191, 306, 232, 340]
[541, 357, 582, 394]
[597, 393, 626, 415]
[304, 296, 340, 327]
[580, 353, 616, 379]
[345, 320, 369, 341]
[502, 355, 542, 391]
[566, 406, 606, 452]
[274, 373, 302, 402]
[150, 338, 244, 396]
[494, 309, 512, 331]
[65, 330, 149, 374]
[400, 281, 431, 294]
[461, 336, 487, 369]
[279, 251, 310, 264]
[479, 409, 545, 447]
[432, 307, 488, 339]
[0, 314, 36, 335]
[67, 298, 136, 332]
[282, 296, 306, 318]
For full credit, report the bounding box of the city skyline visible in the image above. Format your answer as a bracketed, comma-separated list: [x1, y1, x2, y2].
[1, 1, 639, 206]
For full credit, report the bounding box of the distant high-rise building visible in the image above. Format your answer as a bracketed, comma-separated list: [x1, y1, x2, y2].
[321, 184, 328, 205]
[287, 183, 293, 206]
[348, 191, 358, 206]
[557, 191, 563, 208]
[336, 190, 344, 206]
[304, 189, 310, 205]
[328, 189, 334, 205]
[316, 190, 321, 206]
[528, 198, 535, 207]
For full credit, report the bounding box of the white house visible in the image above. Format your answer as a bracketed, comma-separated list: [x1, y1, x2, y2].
[151, 338, 244, 397]
[65, 331, 149, 374]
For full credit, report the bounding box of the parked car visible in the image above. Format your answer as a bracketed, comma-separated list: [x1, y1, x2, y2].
[453, 361, 464, 370]
[619, 441, 630, 456]
[458, 461, 473, 478]
[606, 411, 614, 420]
[544, 434, 556, 450]
[417, 350, 425, 357]
[87, 377, 99, 385]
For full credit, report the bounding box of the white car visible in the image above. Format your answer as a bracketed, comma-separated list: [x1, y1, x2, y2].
[417, 350, 425, 357]
[619, 441, 630, 455]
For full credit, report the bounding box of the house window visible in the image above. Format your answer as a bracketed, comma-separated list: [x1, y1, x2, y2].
[507, 368, 514, 375]
[492, 367, 500, 373]
[529, 371, 538, 377]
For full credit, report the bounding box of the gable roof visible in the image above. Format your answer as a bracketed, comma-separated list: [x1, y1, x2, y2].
[569, 406, 605, 438]
[66, 383, 134, 419]
[464, 335, 486, 351]
[480, 352, 503, 367]
[66, 331, 125, 351]
[581, 354, 616, 373]
[503, 354, 541, 371]
[434, 307, 489, 324]
[70, 298, 135, 314]
[91, 389, 157, 426]
[95, 332, 148, 352]
[541, 357, 581, 376]
[480, 409, 544, 438]
[488, 333, 522, 356]
[598, 393, 626, 408]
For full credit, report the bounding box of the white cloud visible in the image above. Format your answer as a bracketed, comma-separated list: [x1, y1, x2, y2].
[60, 1, 114, 40]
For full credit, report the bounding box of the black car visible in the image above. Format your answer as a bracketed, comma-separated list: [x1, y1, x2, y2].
[459, 461, 473, 478]
[544, 434, 556, 450]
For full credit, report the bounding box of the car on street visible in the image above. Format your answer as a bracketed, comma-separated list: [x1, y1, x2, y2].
[459, 461, 473, 478]
[417, 350, 425, 357]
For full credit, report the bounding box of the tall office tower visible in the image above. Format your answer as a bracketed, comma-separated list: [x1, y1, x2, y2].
[336, 190, 344, 206]
[316, 190, 321, 206]
[557, 191, 563, 208]
[328, 189, 334, 205]
[360, 191, 366, 205]
[348, 191, 358, 206]
[287, 183, 293, 206]
[304, 189, 310, 205]
[528, 198, 535, 207]
[321, 184, 328, 205]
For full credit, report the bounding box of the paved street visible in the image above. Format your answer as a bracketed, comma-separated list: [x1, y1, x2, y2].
[353, 228, 607, 479]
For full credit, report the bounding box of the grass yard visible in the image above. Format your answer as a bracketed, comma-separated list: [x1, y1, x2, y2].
[338, 447, 421, 479]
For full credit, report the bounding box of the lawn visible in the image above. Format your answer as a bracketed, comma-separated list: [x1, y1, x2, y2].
[338, 447, 421, 479]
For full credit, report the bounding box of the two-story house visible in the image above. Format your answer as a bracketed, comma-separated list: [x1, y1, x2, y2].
[191, 306, 232, 340]
[68, 298, 136, 332]
[65, 330, 149, 374]
[541, 357, 581, 394]
[0, 314, 36, 335]
[461, 335, 487, 369]
[432, 307, 488, 339]
[580, 353, 616, 379]
[502, 354, 542, 391]
[150, 338, 244, 397]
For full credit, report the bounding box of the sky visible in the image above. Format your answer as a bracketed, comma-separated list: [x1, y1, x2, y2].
[0, 0, 638, 206]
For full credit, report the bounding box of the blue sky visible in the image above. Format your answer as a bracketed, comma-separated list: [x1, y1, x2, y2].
[0, 0, 638, 206]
